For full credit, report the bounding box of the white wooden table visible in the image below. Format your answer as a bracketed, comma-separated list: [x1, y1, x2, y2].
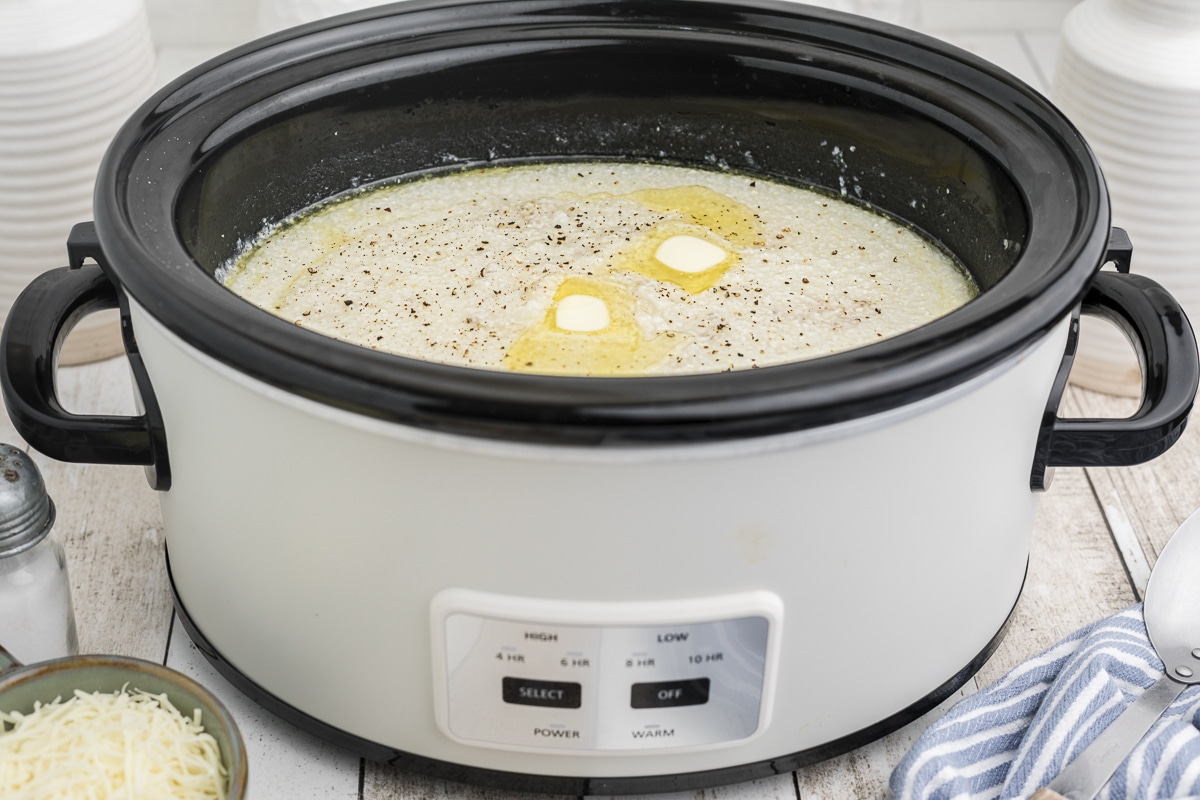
[11, 3, 1198, 797]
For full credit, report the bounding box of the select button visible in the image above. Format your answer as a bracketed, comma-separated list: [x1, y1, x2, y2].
[503, 677, 582, 709]
[631, 678, 711, 709]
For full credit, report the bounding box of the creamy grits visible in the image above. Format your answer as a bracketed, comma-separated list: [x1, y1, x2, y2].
[221, 162, 977, 376]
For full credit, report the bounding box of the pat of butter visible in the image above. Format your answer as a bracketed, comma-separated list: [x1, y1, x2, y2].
[654, 234, 728, 273]
[555, 294, 611, 332]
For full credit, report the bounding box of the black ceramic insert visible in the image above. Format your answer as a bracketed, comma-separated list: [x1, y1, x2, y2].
[87, 0, 1110, 445]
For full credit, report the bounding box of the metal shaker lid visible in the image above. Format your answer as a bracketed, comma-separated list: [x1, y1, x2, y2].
[0, 444, 56, 556]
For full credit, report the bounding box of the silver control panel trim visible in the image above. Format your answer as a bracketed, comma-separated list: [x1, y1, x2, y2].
[430, 589, 783, 755]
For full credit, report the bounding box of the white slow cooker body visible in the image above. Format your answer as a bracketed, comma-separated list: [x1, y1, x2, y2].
[133, 294, 1072, 779]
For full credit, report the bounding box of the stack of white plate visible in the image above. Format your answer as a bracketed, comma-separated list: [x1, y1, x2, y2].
[0, 0, 157, 364]
[257, 0, 385, 35]
[257, 0, 920, 40]
[1053, 0, 1200, 397]
[802, 0, 920, 27]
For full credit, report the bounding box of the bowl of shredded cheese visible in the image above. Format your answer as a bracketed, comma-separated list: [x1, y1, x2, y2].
[0, 642, 246, 799]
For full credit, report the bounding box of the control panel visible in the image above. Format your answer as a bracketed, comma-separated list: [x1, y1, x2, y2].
[430, 590, 782, 754]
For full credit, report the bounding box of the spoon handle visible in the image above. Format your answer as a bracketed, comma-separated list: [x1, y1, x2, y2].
[1037, 673, 1186, 800]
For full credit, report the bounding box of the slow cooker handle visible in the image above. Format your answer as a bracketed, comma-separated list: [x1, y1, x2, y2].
[0, 254, 170, 491]
[1031, 268, 1199, 490]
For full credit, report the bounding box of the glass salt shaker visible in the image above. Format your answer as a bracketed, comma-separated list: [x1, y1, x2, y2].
[0, 444, 78, 663]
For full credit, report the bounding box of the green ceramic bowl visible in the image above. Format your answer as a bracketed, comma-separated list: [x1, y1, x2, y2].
[0, 644, 247, 798]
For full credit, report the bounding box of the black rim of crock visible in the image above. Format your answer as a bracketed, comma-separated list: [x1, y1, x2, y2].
[91, 0, 1110, 446]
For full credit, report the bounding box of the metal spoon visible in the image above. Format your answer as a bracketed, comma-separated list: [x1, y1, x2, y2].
[1032, 508, 1200, 800]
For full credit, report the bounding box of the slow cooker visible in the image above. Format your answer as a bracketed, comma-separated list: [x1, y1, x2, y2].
[3, 0, 1198, 793]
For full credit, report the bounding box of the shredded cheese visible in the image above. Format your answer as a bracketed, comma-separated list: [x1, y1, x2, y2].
[0, 685, 228, 799]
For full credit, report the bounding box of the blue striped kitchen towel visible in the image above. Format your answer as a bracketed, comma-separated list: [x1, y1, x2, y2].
[890, 605, 1200, 799]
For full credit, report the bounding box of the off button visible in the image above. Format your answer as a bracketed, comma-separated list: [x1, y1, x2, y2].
[631, 678, 711, 709]
[502, 677, 582, 709]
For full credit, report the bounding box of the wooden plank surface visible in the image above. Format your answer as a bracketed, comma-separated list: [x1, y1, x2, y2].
[3, 356, 173, 664]
[1069, 386, 1200, 574]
